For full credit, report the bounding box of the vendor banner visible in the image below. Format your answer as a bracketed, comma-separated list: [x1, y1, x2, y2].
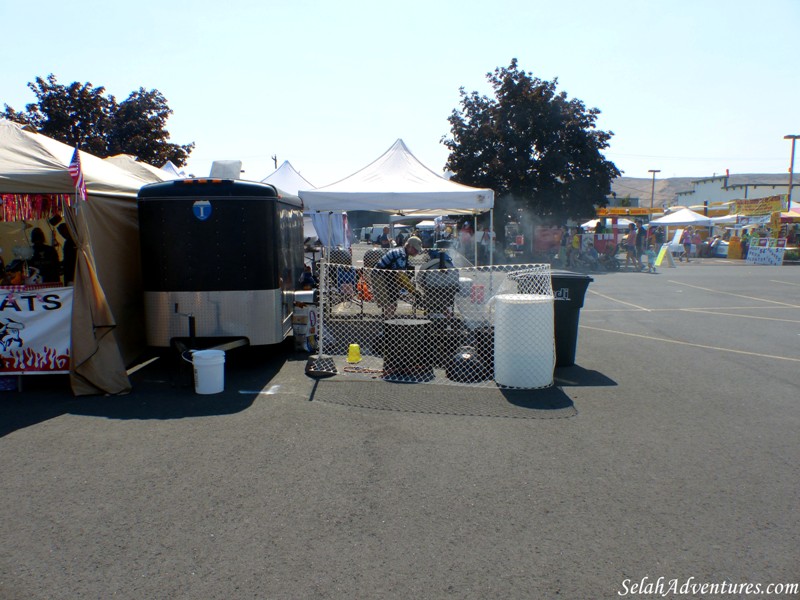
[0, 286, 72, 373]
[745, 246, 785, 266]
[737, 215, 771, 226]
[735, 195, 784, 216]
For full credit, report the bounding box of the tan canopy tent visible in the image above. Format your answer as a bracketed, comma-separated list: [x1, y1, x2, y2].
[0, 119, 159, 395]
[104, 153, 174, 183]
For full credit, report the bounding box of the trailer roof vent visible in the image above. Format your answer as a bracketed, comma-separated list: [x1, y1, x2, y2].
[209, 160, 243, 179]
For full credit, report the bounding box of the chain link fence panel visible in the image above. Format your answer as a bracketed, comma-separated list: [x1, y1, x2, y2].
[311, 253, 555, 389]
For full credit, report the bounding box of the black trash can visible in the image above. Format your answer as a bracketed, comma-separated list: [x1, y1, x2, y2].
[549, 270, 593, 367]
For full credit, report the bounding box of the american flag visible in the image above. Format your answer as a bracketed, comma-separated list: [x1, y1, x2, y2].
[68, 147, 87, 201]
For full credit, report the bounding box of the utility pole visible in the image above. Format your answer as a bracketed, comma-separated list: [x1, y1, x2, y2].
[271, 154, 278, 170]
[648, 169, 661, 210]
[784, 135, 799, 212]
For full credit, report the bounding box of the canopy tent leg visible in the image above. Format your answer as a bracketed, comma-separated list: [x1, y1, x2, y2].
[306, 211, 337, 377]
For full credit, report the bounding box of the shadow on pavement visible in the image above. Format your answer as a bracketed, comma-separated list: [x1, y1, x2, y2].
[500, 386, 576, 412]
[0, 343, 293, 437]
[0, 375, 73, 437]
[554, 364, 617, 387]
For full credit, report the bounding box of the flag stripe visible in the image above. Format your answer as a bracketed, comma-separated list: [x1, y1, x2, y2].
[68, 148, 87, 201]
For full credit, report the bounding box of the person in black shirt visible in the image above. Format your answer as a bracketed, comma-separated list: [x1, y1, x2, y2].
[635, 220, 647, 270]
[377, 226, 392, 249]
[57, 223, 77, 285]
[29, 227, 60, 283]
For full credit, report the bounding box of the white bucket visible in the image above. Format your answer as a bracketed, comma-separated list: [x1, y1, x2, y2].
[191, 349, 225, 394]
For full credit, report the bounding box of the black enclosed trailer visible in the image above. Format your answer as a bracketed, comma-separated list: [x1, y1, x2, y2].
[137, 179, 305, 347]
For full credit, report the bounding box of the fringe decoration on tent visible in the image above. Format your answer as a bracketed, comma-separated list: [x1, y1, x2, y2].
[0, 194, 71, 222]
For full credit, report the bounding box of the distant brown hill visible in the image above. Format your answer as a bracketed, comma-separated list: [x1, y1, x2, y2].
[611, 173, 791, 208]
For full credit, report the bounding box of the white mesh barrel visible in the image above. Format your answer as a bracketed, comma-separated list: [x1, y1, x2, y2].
[492, 294, 555, 388]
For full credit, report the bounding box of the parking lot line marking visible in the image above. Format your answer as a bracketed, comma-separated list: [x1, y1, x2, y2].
[584, 305, 798, 313]
[581, 325, 800, 362]
[680, 308, 800, 323]
[587, 289, 651, 311]
[770, 279, 800, 287]
[668, 280, 800, 308]
[238, 385, 282, 395]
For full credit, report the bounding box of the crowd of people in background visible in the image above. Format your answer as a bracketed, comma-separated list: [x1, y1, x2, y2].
[352, 216, 798, 272]
[366, 220, 496, 264]
[564, 219, 669, 272]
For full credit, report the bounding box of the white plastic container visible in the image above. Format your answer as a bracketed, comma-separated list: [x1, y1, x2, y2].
[493, 294, 555, 388]
[192, 349, 225, 394]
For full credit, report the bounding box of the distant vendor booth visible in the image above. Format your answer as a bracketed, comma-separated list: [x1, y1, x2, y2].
[0, 119, 163, 394]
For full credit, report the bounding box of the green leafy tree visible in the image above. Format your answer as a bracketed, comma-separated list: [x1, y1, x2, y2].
[442, 59, 620, 226]
[107, 88, 193, 167]
[2, 74, 193, 167]
[4, 75, 114, 156]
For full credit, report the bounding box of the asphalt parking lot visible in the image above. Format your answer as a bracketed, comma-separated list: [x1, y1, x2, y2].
[1, 259, 799, 599]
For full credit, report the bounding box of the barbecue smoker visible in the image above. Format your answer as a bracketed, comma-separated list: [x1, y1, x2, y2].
[137, 179, 305, 348]
[415, 251, 460, 315]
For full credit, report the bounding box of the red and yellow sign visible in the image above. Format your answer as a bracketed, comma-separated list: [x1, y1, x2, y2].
[596, 207, 653, 216]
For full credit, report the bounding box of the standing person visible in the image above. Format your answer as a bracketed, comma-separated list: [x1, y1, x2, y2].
[372, 236, 423, 319]
[740, 229, 750, 259]
[645, 244, 658, 273]
[655, 226, 665, 247]
[691, 229, 703, 257]
[57, 223, 77, 285]
[646, 224, 658, 250]
[420, 228, 434, 248]
[560, 226, 569, 267]
[459, 221, 474, 260]
[679, 227, 693, 262]
[786, 226, 797, 246]
[570, 227, 582, 267]
[377, 226, 392, 249]
[635, 219, 647, 271]
[297, 264, 317, 290]
[479, 226, 495, 262]
[623, 223, 640, 270]
[29, 227, 60, 283]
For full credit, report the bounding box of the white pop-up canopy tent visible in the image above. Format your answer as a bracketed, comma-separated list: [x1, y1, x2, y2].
[161, 160, 187, 179]
[299, 139, 494, 215]
[261, 160, 314, 196]
[299, 139, 495, 369]
[649, 207, 714, 227]
[0, 119, 149, 395]
[262, 160, 349, 248]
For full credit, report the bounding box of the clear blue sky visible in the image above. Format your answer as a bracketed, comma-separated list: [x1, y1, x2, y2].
[2, 0, 798, 185]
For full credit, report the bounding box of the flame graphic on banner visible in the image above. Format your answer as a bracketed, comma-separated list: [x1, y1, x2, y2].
[2, 347, 70, 372]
